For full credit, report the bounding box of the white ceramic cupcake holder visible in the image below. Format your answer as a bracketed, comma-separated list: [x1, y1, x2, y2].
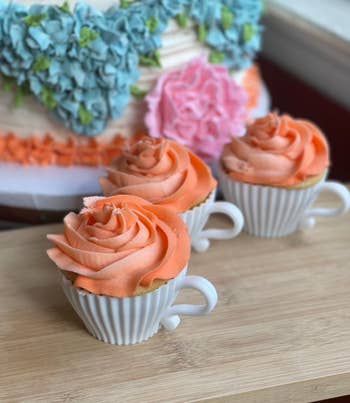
[61, 267, 217, 345]
[180, 189, 244, 252]
[218, 166, 350, 238]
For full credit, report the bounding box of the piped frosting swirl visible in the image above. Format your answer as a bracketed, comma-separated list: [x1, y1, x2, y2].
[100, 136, 217, 213]
[221, 113, 330, 187]
[47, 194, 190, 298]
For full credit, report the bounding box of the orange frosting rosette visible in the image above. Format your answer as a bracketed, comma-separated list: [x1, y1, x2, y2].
[100, 137, 217, 213]
[221, 113, 330, 187]
[47, 195, 190, 298]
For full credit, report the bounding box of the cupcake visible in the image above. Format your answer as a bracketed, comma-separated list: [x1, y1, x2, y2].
[47, 195, 217, 345]
[219, 113, 349, 237]
[100, 137, 244, 252]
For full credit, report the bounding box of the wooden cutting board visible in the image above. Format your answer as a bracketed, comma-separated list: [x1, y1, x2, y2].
[1, 188, 350, 402]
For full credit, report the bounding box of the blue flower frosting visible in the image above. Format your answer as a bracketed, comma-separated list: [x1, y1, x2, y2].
[0, 0, 262, 136]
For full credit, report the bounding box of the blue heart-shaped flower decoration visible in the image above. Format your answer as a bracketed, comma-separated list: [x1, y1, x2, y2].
[0, 0, 262, 136]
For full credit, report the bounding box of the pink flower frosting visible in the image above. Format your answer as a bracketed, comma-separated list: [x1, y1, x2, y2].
[145, 57, 247, 163]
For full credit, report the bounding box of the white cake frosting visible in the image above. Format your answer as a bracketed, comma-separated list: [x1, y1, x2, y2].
[0, 0, 264, 148]
[0, 15, 253, 141]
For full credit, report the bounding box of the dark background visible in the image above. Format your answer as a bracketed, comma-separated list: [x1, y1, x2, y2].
[259, 57, 350, 183]
[261, 57, 350, 403]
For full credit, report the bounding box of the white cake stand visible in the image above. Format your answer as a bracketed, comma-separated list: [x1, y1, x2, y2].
[0, 164, 104, 212]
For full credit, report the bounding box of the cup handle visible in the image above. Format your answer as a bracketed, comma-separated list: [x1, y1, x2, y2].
[160, 276, 218, 331]
[299, 181, 350, 230]
[192, 202, 244, 253]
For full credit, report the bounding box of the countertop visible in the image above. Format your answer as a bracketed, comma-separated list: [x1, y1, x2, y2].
[1, 188, 350, 402]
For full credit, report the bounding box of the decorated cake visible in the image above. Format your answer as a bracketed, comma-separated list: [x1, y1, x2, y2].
[0, 0, 267, 212]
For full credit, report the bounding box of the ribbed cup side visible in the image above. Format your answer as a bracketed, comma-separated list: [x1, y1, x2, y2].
[180, 189, 216, 240]
[219, 169, 323, 237]
[61, 269, 187, 345]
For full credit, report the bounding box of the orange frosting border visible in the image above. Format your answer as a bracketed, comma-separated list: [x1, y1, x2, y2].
[0, 132, 145, 167]
[242, 64, 261, 111]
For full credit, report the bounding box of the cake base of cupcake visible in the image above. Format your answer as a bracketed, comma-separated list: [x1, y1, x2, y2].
[219, 166, 327, 238]
[180, 190, 217, 251]
[61, 268, 188, 346]
[180, 188, 244, 252]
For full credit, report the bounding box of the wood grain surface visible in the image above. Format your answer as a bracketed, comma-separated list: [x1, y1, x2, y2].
[1, 189, 350, 402]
